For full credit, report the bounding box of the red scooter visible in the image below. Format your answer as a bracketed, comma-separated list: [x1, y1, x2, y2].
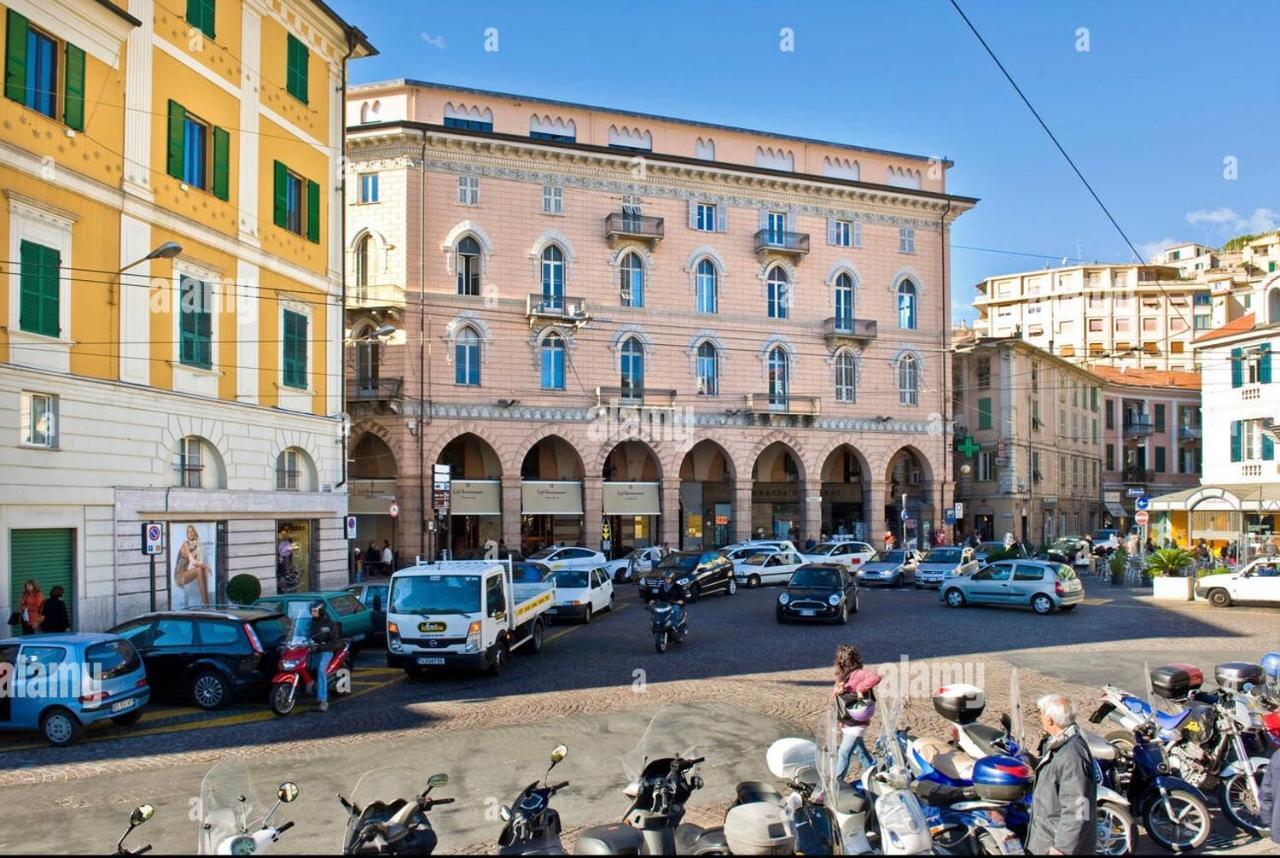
[269, 631, 353, 716]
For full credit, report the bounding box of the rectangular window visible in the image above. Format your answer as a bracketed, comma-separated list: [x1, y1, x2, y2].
[898, 227, 915, 253]
[977, 397, 992, 430]
[19, 391, 57, 448]
[458, 175, 479, 205]
[1088, 318, 1103, 332]
[1105, 399, 1114, 430]
[176, 437, 203, 488]
[186, 0, 215, 39]
[178, 276, 212, 369]
[444, 116, 494, 133]
[695, 203, 717, 232]
[358, 174, 378, 203]
[1193, 315, 1210, 331]
[18, 239, 60, 338]
[6, 14, 87, 130]
[1142, 317, 1158, 332]
[541, 185, 563, 214]
[281, 310, 308, 389]
[976, 357, 991, 390]
[830, 219, 856, 248]
[1114, 318, 1131, 332]
[1154, 403, 1165, 433]
[285, 34, 308, 103]
[1155, 446, 1166, 473]
[167, 102, 229, 200]
[976, 451, 993, 482]
[1106, 443, 1114, 471]
[530, 130, 574, 143]
[272, 161, 318, 241]
[183, 114, 208, 190]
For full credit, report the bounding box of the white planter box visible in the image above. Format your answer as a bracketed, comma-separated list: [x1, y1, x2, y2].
[1152, 576, 1194, 601]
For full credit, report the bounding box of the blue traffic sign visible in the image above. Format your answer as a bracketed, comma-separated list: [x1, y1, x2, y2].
[1135, 496, 1150, 511]
[900, 509, 910, 522]
[944, 509, 957, 526]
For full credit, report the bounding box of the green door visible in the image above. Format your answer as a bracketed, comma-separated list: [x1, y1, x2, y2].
[9, 529, 74, 634]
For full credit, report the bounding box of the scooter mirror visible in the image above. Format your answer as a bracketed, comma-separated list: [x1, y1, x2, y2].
[278, 782, 300, 803]
[130, 804, 155, 828]
[623, 782, 640, 799]
[428, 773, 449, 788]
[499, 805, 512, 822]
[551, 744, 568, 764]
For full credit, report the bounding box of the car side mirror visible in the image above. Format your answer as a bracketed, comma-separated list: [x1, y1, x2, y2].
[278, 782, 300, 803]
[1000, 712, 1012, 733]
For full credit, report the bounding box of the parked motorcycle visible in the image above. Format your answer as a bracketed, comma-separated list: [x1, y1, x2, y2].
[269, 624, 353, 716]
[338, 768, 453, 854]
[730, 734, 842, 855]
[497, 744, 571, 855]
[114, 804, 154, 856]
[646, 600, 687, 654]
[197, 757, 299, 855]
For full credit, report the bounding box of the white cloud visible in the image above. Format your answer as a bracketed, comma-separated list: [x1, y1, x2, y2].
[1238, 208, 1279, 233]
[1185, 207, 1237, 226]
[1137, 237, 1182, 263]
[1184, 207, 1278, 234]
[420, 32, 446, 49]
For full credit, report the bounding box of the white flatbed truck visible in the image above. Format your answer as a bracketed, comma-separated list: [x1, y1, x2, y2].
[386, 559, 555, 675]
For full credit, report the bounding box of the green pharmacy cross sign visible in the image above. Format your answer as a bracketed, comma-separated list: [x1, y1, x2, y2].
[956, 436, 981, 458]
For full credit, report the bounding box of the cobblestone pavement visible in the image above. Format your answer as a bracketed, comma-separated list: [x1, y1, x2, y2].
[2, 580, 1278, 854]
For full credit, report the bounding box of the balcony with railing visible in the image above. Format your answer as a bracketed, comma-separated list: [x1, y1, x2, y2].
[526, 293, 589, 327]
[753, 229, 810, 259]
[822, 317, 878, 345]
[744, 392, 821, 421]
[595, 386, 677, 408]
[1178, 424, 1201, 442]
[347, 282, 406, 309]
[1121, 466, 1154, 484]
[605, 212, 664, 247]
[347, 377, 404, 407]
[1122, 416, 1154, 437]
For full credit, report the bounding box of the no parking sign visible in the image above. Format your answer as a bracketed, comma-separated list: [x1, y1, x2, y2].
[141, 521, 164, 555]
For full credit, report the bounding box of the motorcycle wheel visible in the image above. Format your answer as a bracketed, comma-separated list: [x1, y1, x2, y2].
[1096, 801, 1137, 856]
[269, 683, 297, 717]
[1219, 766, 1267, 836]
[655, 631, 669, 654]
[1142, 788, 1211, 853]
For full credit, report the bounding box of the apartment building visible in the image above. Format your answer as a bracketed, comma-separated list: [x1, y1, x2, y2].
[0, 0, 372, 631]
[951, 337, 1103, 543]
[343, 80, 976, 559]
[972, 263, 1208, 372]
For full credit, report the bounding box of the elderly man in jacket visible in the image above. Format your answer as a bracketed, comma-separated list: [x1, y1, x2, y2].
[1027, 694, 1097, 855]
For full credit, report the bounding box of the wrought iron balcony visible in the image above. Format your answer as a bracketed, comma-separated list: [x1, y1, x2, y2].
[744, 392, 821, 417]
[526, 293, 589, 326]
[605, 212, 664, 246]
[1122, 417, 1154, 437]
[1178, 425, 1201, 442]
[1121, 466, 1154, 484]
[753, 229, 810, 258]
[595, 386, 677, 408]
[347, 377, 404, 403]
[822, 317, 878, 345]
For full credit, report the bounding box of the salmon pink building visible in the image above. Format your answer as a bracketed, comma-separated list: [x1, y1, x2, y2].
[342, 80, 976, 559]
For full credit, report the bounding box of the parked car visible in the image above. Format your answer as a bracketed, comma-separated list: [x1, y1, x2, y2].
[638, 551, 737, 601]
[973, 541, 1029, 564]
[941, 560, 1084, 614]
[110, 608, 288, 710]
[548, 566, 614, 623]
[858, 549, 921, 586]
[255, 591, 375, 646]
[722, 539, 800, 556]
[0, 633, 150, 746]
[525, 546, 607, 571]
[344, 579, 391, 643]
[914, 546, 980, 589]
[605, 546, 664, 583]
[1195, 558, 1280, 607]
[734, 548, 807, 587]
[776, 564, 859, 624]
[800, 540, 876, 570]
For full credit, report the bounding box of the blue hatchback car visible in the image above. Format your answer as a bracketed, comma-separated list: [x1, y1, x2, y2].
[0, 633, 150, 746]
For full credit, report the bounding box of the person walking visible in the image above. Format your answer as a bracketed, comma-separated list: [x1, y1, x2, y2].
[18, 580, 44, 635]
[1027, 695, 1097, 855]
[833, 645, 881, 782]
[39, 586, 70, 633]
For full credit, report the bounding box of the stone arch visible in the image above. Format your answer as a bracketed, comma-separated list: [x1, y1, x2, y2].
[349, 430, 398, 480]
[882, 444, 935, 487]
[510, 428, 587, 480]
[425, 423, 505, 475]
[441, 311, 494, 366]
[678, 437, 739, 483]
[598, 439, 664, 483]
[747, 432, 811, 484]
[824, 259, 863, 290]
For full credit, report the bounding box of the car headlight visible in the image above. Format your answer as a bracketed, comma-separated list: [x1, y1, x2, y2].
[828, 594, 841, 606]
[677, 577, 691, 586]
[779, 593, 790, 605]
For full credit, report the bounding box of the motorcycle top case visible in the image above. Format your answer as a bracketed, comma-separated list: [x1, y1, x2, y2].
[932, 683, 986, 724]
[971, 755, 1035, 803]
[1150, 663, 1204, 700]
[724, 802, 797, 856]
[1215, 661, 1264, 693]
[1262, 651, 1280, 684]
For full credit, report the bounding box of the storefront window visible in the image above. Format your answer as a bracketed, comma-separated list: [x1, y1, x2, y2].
[276, 520, 315, 593]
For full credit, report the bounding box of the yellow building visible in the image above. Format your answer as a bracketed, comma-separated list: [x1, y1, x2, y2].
[0, 0, 373, 631]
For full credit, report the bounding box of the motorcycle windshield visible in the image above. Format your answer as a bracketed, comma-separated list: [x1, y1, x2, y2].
[344, 767, 422, 843]
[815, 706, 844, 800]
[198, 756, 263, 855]
[1010, 667, 1025, 754]
[283, 612, 313, 647]
[621, 707, 712, 786]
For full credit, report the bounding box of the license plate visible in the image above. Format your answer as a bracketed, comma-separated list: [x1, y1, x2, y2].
[799, 609, 815, 617]
[416, 656, 445, 665]
[418, 621, 446, 633]
[111, 698, 135, 713]
[1001, 838, 1024, 855]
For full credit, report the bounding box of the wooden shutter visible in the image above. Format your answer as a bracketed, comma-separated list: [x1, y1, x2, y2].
[1231, 347, 1243, 388]
[305, 178, 320, 242]
[283, 311, 307, 388]
[4, 9, 27, 104]
[179, 276, 197, 365]
[187, 0, 215, 39]
[1265, 432, 1275, 462]
[1230, 420, 1241, 462]
[211, 126, 229, 200]
[272, 160, 288, 227]
[687, 200, 697, 229]
[286, 35, 308, 103]
[196, 282, 212, 367]
[19, 240, 42, 334]
[281, 311, 296, 385]
[715, 203, 727, 232]
[63, 44, 85, 131]
[167, 100, 186, 179]
[826, 217, 837, 245]
[1261, 344, 1272, 384]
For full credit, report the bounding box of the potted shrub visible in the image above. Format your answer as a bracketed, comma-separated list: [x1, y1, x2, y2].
[226, 573, 262, 606]
[1108, 549, 1128, 586]
[1146, 549, 1195, 601]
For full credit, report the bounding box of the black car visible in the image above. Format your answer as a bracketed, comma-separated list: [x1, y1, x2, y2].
[776, 564, 859, 624]
[109, 608, 288, 710]
[638, 551, 737, 601]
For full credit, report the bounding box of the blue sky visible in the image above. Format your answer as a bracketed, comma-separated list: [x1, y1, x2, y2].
[333, 0, 1280, 322]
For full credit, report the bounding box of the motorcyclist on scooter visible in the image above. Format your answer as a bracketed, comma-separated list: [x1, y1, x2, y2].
[654, 571, 688, 631]
[308, 601, 341, 713]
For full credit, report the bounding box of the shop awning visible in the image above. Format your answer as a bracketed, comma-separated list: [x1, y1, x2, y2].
[603, 482, 660, 516]
[1105, 502, 1128, 518]
[1148, 483, 1280, 512]
[452, 480, 500, 516]
[522, 481, 584, 515]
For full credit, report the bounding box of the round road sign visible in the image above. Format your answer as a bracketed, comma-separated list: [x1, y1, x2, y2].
[389, 502, 400, 518]
[1135, 510, 1149, 526]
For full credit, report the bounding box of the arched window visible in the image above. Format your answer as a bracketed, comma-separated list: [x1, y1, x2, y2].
[835, 352, 856, 402]
[277, 448, 300, 490]
[696, 258, 718, 314]
[767, 266, 789, 319]
[620, 337, 645, 400]
[457, 236, 481, 296]
[455, 326, 481, 386]
[897, 279, 918, 329]
[354, 234, 371, 298]
[834, 272, 854, 330]
[696, 341, 719, 396]
[541, 245, 565, 309]
[540, 333, 565, 390]
[1270, 287, 1280, 325]
[173, 436, 223, 489]
[620, 252, 644, 308]
[767, 346, 789, 407]
[898, 354, 919, 406]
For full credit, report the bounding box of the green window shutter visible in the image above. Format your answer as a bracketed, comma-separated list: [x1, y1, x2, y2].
[282, 310, 307, 388]
[19, 240, 42, 334]
[167, 100, 186, 179]
[286, 35, 308, 103]
[1155, 447, 1166, 473]
[1230, 421, 1241, 462]
[1264, 432, 1275, 462]
[5, 9, 28, 104]
[1231, 347, 1243, 388]
[19, 241, 60, 337]
[1154, 404, 1165, 433]
[196, 282, 212, 368]
[977, 397, 992, 430]
[187, 0, 215, 39]
[63, 44, 85, 131]
[272, 160, 288, 227]
[1261, 344, 1272, 384]
[211, 126, 229, 200]
[179, 276, 196, 365]
[305, 178, 320, 243]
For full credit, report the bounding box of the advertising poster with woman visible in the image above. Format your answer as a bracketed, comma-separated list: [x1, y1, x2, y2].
[170, 523, 217, 609]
